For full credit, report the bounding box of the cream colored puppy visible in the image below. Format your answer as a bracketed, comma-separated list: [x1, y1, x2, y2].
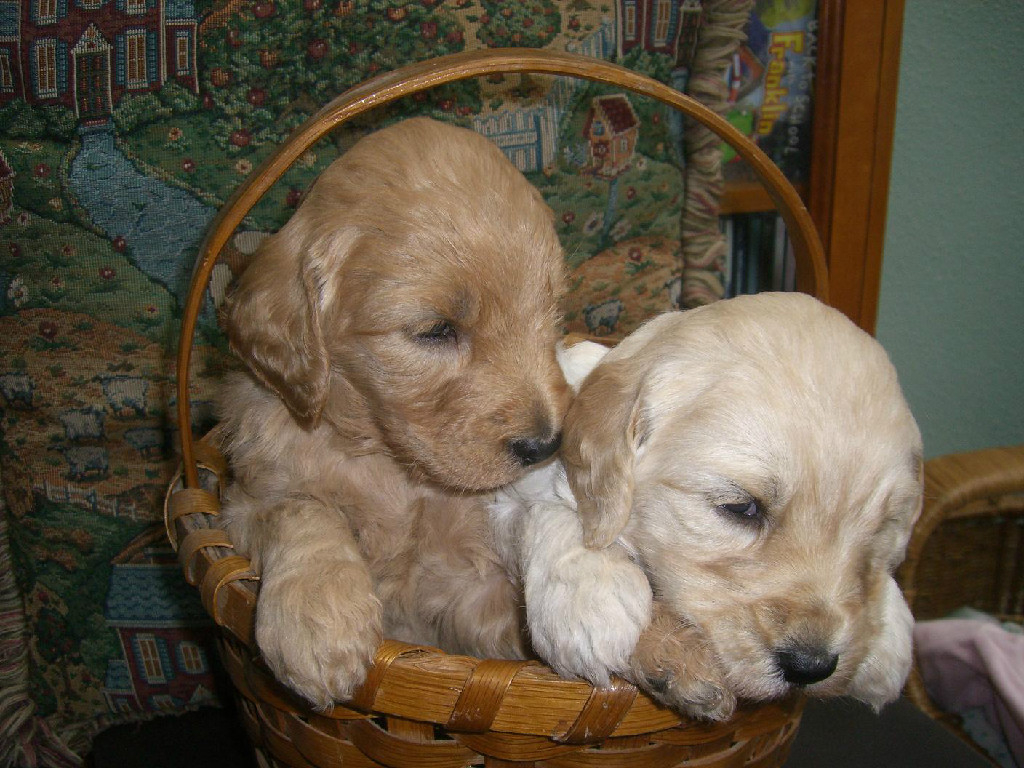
[217, 118, 569, 709]
[492, 293, 923, 720]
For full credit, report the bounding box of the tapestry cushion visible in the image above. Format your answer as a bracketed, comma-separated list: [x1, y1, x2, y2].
[0, 1, 739, 762]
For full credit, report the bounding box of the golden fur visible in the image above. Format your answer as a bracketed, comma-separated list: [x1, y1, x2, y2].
[216, 118, 569, 708]
[493, 293, 924, 720]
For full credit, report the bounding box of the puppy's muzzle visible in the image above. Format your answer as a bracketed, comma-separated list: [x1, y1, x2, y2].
[508, 433, 562, 467]
[775, 646, 839, 686]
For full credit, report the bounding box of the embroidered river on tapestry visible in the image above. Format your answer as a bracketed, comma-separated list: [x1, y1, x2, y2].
[68, 124, 216, 309]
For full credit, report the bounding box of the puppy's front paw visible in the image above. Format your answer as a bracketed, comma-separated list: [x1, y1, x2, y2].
[526, 539, 652, 687]
[256, 563, 382, 709]
[640, 663, 736, 722]
[628, 607, 736, 721]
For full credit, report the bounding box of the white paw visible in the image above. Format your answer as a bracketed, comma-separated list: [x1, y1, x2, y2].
[255, 563, 382, 709]
[525, 533, 652, 687]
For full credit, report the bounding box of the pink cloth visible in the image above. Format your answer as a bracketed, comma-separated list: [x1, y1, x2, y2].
[914, 618, 1024, 765]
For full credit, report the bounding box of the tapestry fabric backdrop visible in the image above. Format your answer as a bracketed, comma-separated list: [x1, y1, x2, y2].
[0, 0, 764, 763]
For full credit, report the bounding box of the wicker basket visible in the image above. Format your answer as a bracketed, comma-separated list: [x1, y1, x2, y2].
[165, 49, 830, 768]
[898, 445, 1024, 734]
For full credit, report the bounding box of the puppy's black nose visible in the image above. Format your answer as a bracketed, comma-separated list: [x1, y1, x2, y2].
[509, 433, 561, 466]
[775, 647, 839, 686]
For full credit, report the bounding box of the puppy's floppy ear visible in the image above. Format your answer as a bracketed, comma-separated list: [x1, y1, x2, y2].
[849, 576, 914, 709]
[562, 358, 645, 550]
[223, 223, 332, 424]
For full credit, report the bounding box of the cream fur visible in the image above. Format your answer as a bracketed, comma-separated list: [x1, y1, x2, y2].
[216, 118, 568, 708]
[496, 293, 924, 720]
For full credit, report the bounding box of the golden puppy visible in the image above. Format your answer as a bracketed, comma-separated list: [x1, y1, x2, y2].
[492, 293, 923, 720]
[216, 117, 569, 708]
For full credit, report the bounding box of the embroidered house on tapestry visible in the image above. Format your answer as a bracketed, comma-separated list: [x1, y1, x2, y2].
[0, 0, 199, 123]
[470, 18, 616, 175]
[584, 94, 639, 180]
[103, 527, 219, 716]
[616, 0, 704, 60]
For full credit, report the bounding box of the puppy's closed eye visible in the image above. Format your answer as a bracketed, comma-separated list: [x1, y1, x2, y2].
[717, 498, 765, 525]
[413, 319, 459, 345]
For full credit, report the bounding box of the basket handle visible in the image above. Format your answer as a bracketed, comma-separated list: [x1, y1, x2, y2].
[177, 47, 829, 487]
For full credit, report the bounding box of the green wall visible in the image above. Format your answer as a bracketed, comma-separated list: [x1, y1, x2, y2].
[875, 0, 1024, 459]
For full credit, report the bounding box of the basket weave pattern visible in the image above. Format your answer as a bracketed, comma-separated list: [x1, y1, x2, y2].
[165, 439, 805, 768]
[898, 444, 1024, 728]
